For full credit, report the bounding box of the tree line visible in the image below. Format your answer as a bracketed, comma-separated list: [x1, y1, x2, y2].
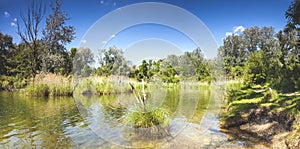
[0, 0, 299, 92]
[0, 0, 75, 90]
[218, 0, 300, 92]
[72, 46, 211, 83]
[0, 0, 210, 90]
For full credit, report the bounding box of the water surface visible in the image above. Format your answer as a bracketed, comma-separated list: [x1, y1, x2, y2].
[0, 86, 259, 148]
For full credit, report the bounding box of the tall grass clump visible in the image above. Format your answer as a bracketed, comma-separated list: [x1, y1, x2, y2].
[50, 84, 73, 96]
[123, 106, 169, 128]
[96, 80, 114, 95]
[25, 84, 50, 97]
[95, 77, 131, 95]
[78, 78, 94, 94]
[123, 80, 170, 134]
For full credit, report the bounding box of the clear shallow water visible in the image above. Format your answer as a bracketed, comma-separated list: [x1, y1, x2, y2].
[0, 86, 255, 148]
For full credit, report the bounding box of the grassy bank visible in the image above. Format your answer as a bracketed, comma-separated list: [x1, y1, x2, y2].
[24, 74, 74, 97]
[220, 82, 300, 148]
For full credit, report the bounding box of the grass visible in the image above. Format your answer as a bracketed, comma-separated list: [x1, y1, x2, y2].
[95, 80, 114, 95]
[25, 83, 50, 97]
[50, 84, 73, 96]
[24, 73, 74, 97]
[123, 80, 170, 130]
[123, 105, 170, 128]
[221, 82, 300, 120]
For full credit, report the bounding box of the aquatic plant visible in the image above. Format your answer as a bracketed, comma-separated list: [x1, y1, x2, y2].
[123, 105, 169, 128]
[124, 80, 170, 130]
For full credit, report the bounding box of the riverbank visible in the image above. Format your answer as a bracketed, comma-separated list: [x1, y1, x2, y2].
[1, 73, 211, 97]
[220, 83, 300, 148]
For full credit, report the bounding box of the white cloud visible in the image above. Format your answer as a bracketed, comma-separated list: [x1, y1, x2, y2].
[11, 22, 17, 27]
[225, 32, 233, 36]
[100, 0, 104, 4]
[4, 11, 10, 17]
[102, 40, 107, 44]
[233, 25, 245, 33]
[13, 18, 17, 22]
[111, 34, 115, 38]
[225, 25, 245, 37]
[81, 39, 87, 44]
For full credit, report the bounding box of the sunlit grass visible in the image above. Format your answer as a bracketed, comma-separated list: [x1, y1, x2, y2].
[24, 73, 74, 97]
[123, 105, 170, 128]
[25, 83, 50, 97]
[222, 83, 300, 120]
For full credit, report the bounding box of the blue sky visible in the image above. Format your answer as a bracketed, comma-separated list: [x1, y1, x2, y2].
[0, 0, 293, 59]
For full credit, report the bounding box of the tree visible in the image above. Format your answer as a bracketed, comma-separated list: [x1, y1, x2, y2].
[177, 52, 196, 77]
[159, 60, 179, 83]
[285, 0, 300, 30]
[0, 32, 14, 75]
[244, 50, 267, 86]
[218, 34, 245, 78]
[6, 43, 34, 79]
[136, 60, 150, 81]
[42, 0, 75, 74]
[242, 26, 260, 53]
[72, 47, 94, 77]
[17, 0, 45, 78]
[274, 29, 300, 91]
[96, 46, 129, 76]
[219, 26, 279, 79]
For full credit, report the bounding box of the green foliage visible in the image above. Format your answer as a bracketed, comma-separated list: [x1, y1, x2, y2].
[243, 51, 267, 86]
[95, 77, 131, 95]
[0, 75, 28, 90]
[123, 106, 169, 128]
[25, 84, 50, 97]
[50, 84, 73, 96]
[0, 32, 13, 75]
[24, 82, 73, 97]
[223, 83, 300, 121]
[96, 80, 114, 95]
[41, 0, 75, 75]
[13, 80, 27, 89]
[95, 46, 130, 76]
[159, 62, 180, 83]
[73, 47, 94, 77]
[2, 80, 10, 89]
[79, 78, 94, 94]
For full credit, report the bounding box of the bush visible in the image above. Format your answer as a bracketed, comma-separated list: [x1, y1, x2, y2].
[2, 80, 9, 89]
[13, 80, 27, 89]
[271, 78, 298, 93]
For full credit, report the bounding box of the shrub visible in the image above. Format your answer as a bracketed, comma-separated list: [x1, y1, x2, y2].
[13, 80, 27, 89]
[2, 80, 9, 89]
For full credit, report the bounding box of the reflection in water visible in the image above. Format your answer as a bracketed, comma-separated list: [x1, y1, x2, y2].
[0, 92, 100, 148]
[0, 86, 243, 148]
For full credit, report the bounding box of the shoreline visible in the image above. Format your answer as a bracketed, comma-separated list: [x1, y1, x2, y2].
[220, 83, 300, 148]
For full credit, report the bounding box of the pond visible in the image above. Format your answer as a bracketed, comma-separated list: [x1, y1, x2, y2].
[0, 85, 266, 148]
